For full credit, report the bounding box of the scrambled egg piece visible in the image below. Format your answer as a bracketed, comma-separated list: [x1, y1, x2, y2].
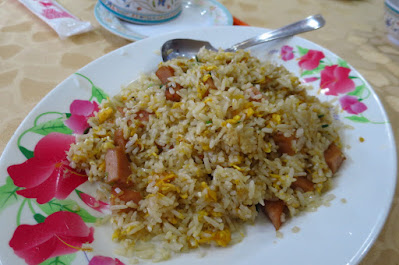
[213, 229, 231, 247]
[201, 182, 217, 202]
[271, 114, 281, 124]
[201, 65, 218, 71]
[202, 74, 212, 82]
[221, 115, 241, 126]
[98, 107, 113, 123]
[245, 107, 255, 118]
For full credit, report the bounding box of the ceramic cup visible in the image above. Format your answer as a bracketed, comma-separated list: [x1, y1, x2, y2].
[385, 0, 399, 45]
[99, 0, 182, 24]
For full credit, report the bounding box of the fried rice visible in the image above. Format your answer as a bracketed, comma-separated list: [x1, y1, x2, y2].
[67, 48, 344, 261]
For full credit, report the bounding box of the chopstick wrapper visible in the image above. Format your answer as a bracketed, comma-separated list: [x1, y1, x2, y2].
[18, 0, 93, 39]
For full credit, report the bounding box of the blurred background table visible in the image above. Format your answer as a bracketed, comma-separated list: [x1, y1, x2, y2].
[0, 0, 398, 264]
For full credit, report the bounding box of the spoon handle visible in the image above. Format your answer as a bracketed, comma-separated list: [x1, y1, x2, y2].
[226, 14, 325, 51]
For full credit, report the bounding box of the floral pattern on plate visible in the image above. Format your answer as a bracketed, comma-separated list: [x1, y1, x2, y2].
[0, 74, 118, 265]
[279, 45, 387, 124]
[0, 42, 389, 264]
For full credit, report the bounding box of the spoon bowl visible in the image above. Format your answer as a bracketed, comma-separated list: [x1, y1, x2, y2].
[161, 14, 325, 61]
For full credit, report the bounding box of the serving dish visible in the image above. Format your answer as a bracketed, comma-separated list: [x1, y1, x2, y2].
[0, 26, 396, 265]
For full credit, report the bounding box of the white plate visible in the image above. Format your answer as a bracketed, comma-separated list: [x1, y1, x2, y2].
[94, 0, 233, 41]
[0, 26, 396, 265]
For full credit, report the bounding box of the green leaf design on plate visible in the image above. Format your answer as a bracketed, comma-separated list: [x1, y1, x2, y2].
[29, 117, 73, 136]
[0, 176, 20, 213]
[37, 199, 97, 223]
[301, 63, 325, 77]
[75, 73, 108, 103]
[34, 213, 46, 223]
[91, 85, 108, 103]
[347, 84, 366, 97]
[337, 58, 350, 68]
[345, 115, 370, 123]
[296, 45, 309, 56]
[39, 253, 76, 265]
[18, 145, 34, 159]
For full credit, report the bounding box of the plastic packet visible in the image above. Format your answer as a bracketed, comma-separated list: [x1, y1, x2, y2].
[18, 0, 93, 39]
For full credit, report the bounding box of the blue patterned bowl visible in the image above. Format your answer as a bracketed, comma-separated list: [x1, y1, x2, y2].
[385, 0, 399, 45]
[99, 0, 182, 24]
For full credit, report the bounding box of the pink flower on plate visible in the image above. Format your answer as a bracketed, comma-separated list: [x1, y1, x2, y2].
[280, 45, 294, 61]
[64, 100, 99, 134]
[339, 95, 367, 114]
[298, 50, 325, 70]
[76, 190, 109, 213]
[303, 77, 319, 83]
[9, 211, 94, 265]
[7, 133, 87, 204]
[89, 256, 125, 265]
[320, 65, 356, 96]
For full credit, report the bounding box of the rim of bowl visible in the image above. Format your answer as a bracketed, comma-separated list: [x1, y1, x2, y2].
[386, 0, 399, 13]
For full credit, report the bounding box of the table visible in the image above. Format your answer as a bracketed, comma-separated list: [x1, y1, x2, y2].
[0, 0, 398, 264]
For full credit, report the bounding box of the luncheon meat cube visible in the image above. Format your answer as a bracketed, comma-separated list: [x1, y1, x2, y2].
[205, 78, 217, 90]
[116, 106, 125, 115]
[156, 66, 175, 84]
[202, 89, 210, 98]
[245, 87, 263, 102]
[165, 83, 182, 102]
[136, 110, 151, 122]
[156, 65, 183, 101]
[291, 176, 314, 192]
[273, 133, 296, 155]
[111, 186, 142, 204]
[324, 143, 345, 174]
[114, 129, 127, 149]
[202, 78, 217, 98]
[105, 146, 131, 184]
[262, 200, 286, 230]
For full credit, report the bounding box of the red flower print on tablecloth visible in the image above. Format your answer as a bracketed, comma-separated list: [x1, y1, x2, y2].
[89, 256, 125, 265]
[64, 100, 99, 134]
[7, 132, 87, 204]
[339, 95, 367, 114]
[9, 211, 94, 265]
[298, 50, 325, 70]
[280, 45, 294, 61]
[76, 190, 109, 213]
[320, 65, 356, 96]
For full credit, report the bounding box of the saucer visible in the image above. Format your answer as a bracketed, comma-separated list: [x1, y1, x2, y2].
[94, 0, 233, 41]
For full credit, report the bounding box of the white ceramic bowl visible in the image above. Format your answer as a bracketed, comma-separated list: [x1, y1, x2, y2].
[385, 0, 399, 45]
[99, 0, 182, 24]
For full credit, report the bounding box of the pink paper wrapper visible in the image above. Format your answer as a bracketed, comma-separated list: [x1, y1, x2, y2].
[18, 0, 93, 39]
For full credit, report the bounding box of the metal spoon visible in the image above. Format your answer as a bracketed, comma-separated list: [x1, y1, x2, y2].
[161, 14, 325, 61]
